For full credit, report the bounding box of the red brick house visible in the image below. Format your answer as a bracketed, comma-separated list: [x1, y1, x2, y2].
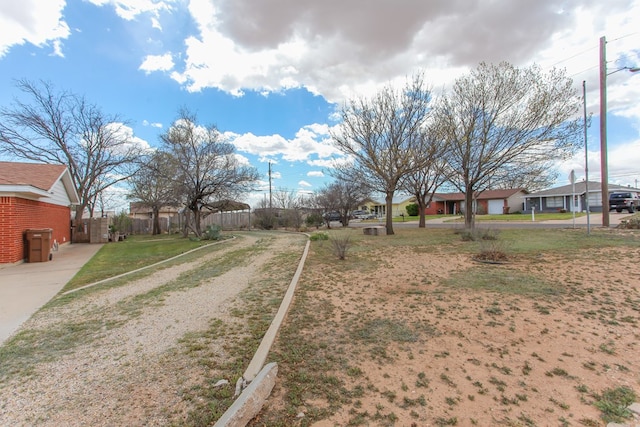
[0, 162, 79, 264]
[425, 189, 528, 215]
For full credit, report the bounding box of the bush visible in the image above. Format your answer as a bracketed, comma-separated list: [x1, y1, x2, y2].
[617, 217, 640, 229]
[201, 225, 222, 240]
[406, 203, 419, 216]
[310, 231, 329, 241]
[330, 233, 351, 260]
[306, 213, 324, 229]
[112, 211, 132, 234]
[254, 211, 276, 229]
[476, 239, 509, 263]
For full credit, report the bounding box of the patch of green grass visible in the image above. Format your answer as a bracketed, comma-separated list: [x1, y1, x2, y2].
[0, 318, 123, 380]
[594, 386, 637, 423]
[352, 318, 419, 344]
[444, 267, 563, 296]
[64, 234, 218, 291]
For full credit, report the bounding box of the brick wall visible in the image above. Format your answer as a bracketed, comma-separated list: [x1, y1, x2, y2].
[0, 196, 71, 264]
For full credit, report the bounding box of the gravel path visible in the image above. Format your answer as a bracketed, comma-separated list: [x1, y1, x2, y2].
[0, 232, 306, 426]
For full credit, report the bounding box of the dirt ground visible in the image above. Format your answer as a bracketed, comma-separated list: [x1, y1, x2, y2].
[0, 233, 306, 427]
[258, 230, 640, 426]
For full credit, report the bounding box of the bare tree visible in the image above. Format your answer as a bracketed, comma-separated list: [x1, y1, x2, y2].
[434, 62, 582, 229]
[316, 178, 370, 228]
[399, 130, 451, 227]
[331, 73, 432, 235]
[128, 153, 180, 235]
[158, 109, 260, 238]
[272, 189, 305, 229]
[0, 79, 145, 221]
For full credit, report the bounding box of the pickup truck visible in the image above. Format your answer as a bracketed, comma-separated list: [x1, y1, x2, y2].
[609, 191, 640, 213]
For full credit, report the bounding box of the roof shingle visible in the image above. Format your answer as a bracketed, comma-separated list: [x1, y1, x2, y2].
[0, 161, 68, 192]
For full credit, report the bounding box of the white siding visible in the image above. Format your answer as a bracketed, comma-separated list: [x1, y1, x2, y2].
[43, 180, 73, 207]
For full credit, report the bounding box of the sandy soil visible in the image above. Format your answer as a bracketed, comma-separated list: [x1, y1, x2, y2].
[258, 230, 640, 427]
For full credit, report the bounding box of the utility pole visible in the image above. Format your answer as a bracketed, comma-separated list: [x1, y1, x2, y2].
[268, 161, 273, 210]
[583, 80, 590, 235]
[599, 36, 609, 228]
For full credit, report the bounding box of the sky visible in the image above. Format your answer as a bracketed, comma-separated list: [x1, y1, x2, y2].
[1, 0, 639, 210]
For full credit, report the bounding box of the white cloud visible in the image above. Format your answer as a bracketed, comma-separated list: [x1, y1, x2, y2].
[139, 53, 174, 73]
[307, 171, 324, 177]
[234, 153, 251, 166]
[0, 0, 69, 58]
[86, 0, 173, 21]
[142, 120, 163, 128]
[224, 123, 343, 163]
[298, 180, 312, 188]
[158, 0, 640, 111]
[105, 122, 152, 153]
[558, 138, 640, 187]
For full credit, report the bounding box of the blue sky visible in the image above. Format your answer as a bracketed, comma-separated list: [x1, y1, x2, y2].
[1, 0, 639, 210]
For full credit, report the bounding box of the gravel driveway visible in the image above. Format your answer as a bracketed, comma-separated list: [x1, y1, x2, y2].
[0, 231, 306, 426]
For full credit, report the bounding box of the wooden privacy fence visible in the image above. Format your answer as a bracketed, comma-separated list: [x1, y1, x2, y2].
[128, 210, 251, 235]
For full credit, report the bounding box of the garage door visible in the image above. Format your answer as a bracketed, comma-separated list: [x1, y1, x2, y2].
[488, 199, 504, 214]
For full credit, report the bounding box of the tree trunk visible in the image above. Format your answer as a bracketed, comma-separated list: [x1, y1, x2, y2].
[385, 192, 394, 235]
[74, 203, 87, 222]
[152, 207, 161, 235]
[464, 187, 475, 230]
[417, 199, 427, 228]
[181, 210, 190, 238]
[192, 208, 202, 237]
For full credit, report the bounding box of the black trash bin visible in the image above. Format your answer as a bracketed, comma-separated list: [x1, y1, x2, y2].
[24, 229, 53, 262]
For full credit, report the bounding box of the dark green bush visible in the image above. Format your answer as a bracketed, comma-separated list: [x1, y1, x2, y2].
[406, 203, 419, 216]
[201, 224, 222, 240]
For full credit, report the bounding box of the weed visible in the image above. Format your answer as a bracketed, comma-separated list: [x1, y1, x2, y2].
[416, 372, 429, 388]
[593, 386, 637, 423]
[310, 231, 329, 241]
[400, 395, 426, 408]
[435, 416, 458, 426]
[546, 367, 569, 377]
[330, 233, 351, 260]
[476, 239, 510, 262]
[440, 373, 456, 387]
[599, 342, 615, 355]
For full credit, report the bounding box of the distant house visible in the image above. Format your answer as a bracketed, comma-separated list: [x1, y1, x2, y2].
[360, 189, 527, 216]
[0, 161, 79, 264]
[360, 195, 416, 217]
[524, 181, 640, 213]
[425, 189, 528, 215]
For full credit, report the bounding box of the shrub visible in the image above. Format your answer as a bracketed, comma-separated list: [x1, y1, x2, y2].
[330, 233, 351, 260]
[254, 211, 276, 229]
[406, 203, 419, 216]
[617, 217, 640, 229]
[310, 231, 329, 241]
[201, 225, 222, 241]
[305, 213, 324, 229]
[476, 239, 509, 263]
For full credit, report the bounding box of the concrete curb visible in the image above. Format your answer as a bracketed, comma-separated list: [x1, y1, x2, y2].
[242, 238, 310, 382]
[214, 235, 311, 426]
[213, 363, 278, 427]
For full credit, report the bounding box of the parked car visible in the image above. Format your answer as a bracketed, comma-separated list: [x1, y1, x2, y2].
[352, 210, 376, 220]
[323, 211, 341, 221]
[609, 191, 640, 213]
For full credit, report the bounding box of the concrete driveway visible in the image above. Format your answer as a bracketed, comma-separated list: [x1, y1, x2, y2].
[0, 243, 102, 345]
